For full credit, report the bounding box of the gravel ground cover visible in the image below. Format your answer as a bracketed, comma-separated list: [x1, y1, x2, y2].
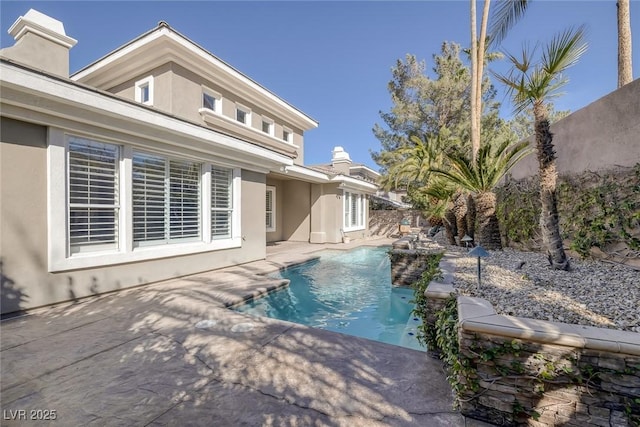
[416, 236, 640, 333]
[444, 244, 640, 333]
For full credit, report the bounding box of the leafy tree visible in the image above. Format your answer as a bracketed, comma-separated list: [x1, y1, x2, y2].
[372, 43, 471, 175]
[493, 26, 588, 269]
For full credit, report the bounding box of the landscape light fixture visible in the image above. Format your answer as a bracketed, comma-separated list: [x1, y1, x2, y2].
[468, 245, 490, 290]
[461, 235, 473, 249]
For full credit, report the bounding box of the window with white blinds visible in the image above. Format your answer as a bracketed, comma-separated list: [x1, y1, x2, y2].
[133, 153, 201, 245]
[211, 166, 233, 239]
[68, 137, 120, 254]
[343, 191, 365, 231]
[266, 186, 276, 232]
[54, 132, 243, 270]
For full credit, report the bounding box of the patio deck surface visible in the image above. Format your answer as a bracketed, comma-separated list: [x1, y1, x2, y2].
[1, 237, 493, 426]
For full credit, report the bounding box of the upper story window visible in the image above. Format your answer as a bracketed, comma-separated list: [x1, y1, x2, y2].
[202, 88, 221, 113]
[236, 104, 251, 126]
[282, 127, 292, 144]
[262, 117, 274, 136]
[135, 76, 154, 105]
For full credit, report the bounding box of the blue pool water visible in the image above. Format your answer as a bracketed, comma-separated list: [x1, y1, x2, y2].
[233, 246, 425, 351]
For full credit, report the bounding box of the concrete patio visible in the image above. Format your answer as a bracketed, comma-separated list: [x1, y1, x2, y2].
[1, 238, 491, 426]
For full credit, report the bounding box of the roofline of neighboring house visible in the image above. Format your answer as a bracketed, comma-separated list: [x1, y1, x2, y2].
[70, 22, 319, 132]
[349, 164, 381, 177]
[0, 59, 293, 172]
[280, 165, 378, 193]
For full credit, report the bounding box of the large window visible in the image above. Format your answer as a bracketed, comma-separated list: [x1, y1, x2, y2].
[343, 191, 366, 231]
[266, 186, 276, 232]
[133, 153, 201, 245]
[68, 137, 120, 254]
[51, 131, 242, 271]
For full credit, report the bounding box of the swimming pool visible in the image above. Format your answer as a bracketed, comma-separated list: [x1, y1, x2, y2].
[233, 246, 425, 351]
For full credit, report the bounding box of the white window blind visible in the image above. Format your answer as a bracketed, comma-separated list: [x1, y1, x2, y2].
[344, 191, 351, 228]
[266, 186, 275, 231]
[169, 160, 200, 239]
[351, 193, 358, 226]
[343, 191, 365, 231]
[133, 153, 201, 245]
[133, 153, 166, 243]
[68, 137, 119, 253]
[211, 166, 233, 239]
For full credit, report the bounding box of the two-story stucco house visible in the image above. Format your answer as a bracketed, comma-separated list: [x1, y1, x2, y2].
[0, 9, 377, 315]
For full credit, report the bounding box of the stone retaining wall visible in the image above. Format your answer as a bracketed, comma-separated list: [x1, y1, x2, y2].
[389, 249, 428, 287]
[425, 259, 640, 426]
[369, 209, 423, 237]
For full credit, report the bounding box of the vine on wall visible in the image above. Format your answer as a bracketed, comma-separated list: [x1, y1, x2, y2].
[408, 252, 443, 349]
[496, 164, 640, 259]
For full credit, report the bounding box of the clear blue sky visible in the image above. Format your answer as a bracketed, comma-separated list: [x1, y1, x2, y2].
[1, 1, 638, 170]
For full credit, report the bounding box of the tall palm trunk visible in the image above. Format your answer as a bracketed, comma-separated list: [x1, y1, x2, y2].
[533, 103, 569, 270]
[453, 192, 469, 244]
[617, 0, 633, 87]
[466, 193, 476, 241]
[475, 191, 501, 250]
[444, 208, 458, 245]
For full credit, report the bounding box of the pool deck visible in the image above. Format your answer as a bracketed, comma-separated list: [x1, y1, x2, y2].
[1, 237, 493, 426]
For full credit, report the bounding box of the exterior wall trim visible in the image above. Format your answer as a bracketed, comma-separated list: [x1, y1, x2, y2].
[1, 61, 293, 172]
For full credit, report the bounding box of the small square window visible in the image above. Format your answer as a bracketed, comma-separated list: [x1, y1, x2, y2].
[203, 93, 216, 111]
[140, 85, 150, 103]
[135, 76, 153, 105]
[283, 129, 292, 143]
[262, 119, 273, 135]
[236, 107, 250, 125]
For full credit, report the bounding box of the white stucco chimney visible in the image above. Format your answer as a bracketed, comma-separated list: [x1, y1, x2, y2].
[331, 146, 352, 174]
[0, 9, 77, 77]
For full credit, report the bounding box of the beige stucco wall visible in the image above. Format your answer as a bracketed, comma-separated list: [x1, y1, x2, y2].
[282, 180, 311, 241]
[107, 62, 306, 164]
[511, 78, 640, 179]
[265, 178, 311, 243]
[0, 32, 70, 77]
[0, 117, 267, 315]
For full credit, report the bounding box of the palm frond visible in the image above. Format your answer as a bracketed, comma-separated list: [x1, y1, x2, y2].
[489, 0, 531, 46]
[431, 140, 533, 193]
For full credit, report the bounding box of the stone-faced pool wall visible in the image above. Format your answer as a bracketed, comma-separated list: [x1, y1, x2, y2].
[426, 273, 640, 426]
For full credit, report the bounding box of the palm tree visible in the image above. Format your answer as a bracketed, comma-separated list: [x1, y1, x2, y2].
[431, 140, 532, 250]
[470, 0, 492, 163]
[382, 134, 469, 245]
[491, 0, 633, 88]
[618, 0, 633, 87]
[423, 179, 459, 245]
[493, 26, 588, 269]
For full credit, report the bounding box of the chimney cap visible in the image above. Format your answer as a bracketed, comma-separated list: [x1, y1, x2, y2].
[8, 9, 77, 49]
[331, 146, 352, 164]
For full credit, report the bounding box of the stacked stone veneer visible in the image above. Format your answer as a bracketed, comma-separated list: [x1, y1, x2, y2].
[425, 256, 640, 426]
[389, 238, 442, 287]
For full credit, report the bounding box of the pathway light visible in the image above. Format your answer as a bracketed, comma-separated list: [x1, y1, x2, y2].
[468, 245, 490, 290]
[461, 234, 473, 249]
